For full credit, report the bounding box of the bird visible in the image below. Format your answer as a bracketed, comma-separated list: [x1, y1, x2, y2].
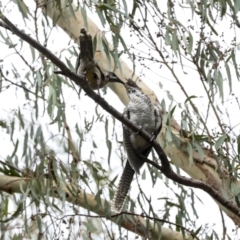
[106, 73, 162, 212]
[75, 28, 106, 94]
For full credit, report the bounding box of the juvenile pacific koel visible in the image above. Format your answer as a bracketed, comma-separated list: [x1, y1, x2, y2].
[107, 73, 162, 212]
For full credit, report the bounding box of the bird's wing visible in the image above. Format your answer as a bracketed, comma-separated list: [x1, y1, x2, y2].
[123, 109, 148, 174]
[112, 109, 153, 212]
[153, 105, 162, 137]
[94, 62, 105, 82]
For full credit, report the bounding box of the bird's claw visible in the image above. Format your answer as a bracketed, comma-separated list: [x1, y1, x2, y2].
[150, 132, 157, 142]
[150, 134, 155, 143]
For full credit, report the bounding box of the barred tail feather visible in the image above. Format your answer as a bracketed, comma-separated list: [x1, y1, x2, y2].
[111, 161, 135, 212]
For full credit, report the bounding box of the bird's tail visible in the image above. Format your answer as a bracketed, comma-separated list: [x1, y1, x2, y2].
[79, 28, 93, 59]
[111, 161, 135, 212]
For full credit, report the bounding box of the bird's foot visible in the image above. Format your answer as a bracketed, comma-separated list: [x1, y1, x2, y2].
[150, 135, 155, 143]
[150, 132, 156, 142]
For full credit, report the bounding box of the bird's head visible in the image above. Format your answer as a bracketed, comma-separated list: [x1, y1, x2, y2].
[105, 72, 143, 97]
[124, 82, 143, 103]
[124, 79, 142, 95]
[105, 72, 125, 85]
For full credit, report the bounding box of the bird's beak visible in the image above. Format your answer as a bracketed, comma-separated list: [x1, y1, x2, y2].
[105, 72, 125, 85]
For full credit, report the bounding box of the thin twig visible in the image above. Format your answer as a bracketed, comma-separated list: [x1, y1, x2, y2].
[0, 69, 44, 99]
[219, 207, 226, 240]
[62, 113, 81, 163]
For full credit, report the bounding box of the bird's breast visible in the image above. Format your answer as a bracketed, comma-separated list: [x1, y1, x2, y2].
[128, 110, 156, 152]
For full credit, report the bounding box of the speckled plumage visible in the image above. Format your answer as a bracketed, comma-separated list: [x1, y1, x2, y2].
[112, 79, 162, 212]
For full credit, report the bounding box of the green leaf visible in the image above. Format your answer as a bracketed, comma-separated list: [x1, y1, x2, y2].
[106, 139, 112, 166]
[122, 0, 128, 14]
[96, 4, 106, 26]
[214, 70, 224, 101]
[47, 84, 56, 118]
[193, 134, 209, 142]
[185, 95, 197, 104]
[12, 0, 28, 19]
[165, 28, 171, 46]
[17, 108, 25, 129]
[194, 225, 202, 236]
[225, 62, 232, 93]
[206, 18, 218, 36]
[200, 47, 205, 73]
[83, 221, 97, 232]
[36, 70, 42, 87]
[166, 90, 173, 101]
[80, 4, 88, 29]
[169, 105, 176, 117]
[166, 201, 181, 208]
[194, 143, 205, 161]
[166, 125, 172, 142]
[67, 0, 76, 19]
[10, 139, 19, 159]
[65, 57, 75, 70]
[0, 202, 24, 223]
[231, 50, 240, 81]
[92, 35, 97, 56]
[237, 135, 240, 155]
[207, 70, 214, 100]
[52, 11, 61, 27]
[187, 143, 193, 165]
[188, 31, 193, 54]
[215, 134, 227, 150]
[8, 43, 18, 49]
[220, 0, 227, 17]
[92, 140, 97, 148]
[22, 132, 28, 157]
[29, 45, 35, 62]
[111, 34, 122, 72]
[142, 169, 146, 180]
[36, 215, 42, 233]
[0, 159, 21, 177]
[235, 0, 240, 12]
[172, 29, 178, 56]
